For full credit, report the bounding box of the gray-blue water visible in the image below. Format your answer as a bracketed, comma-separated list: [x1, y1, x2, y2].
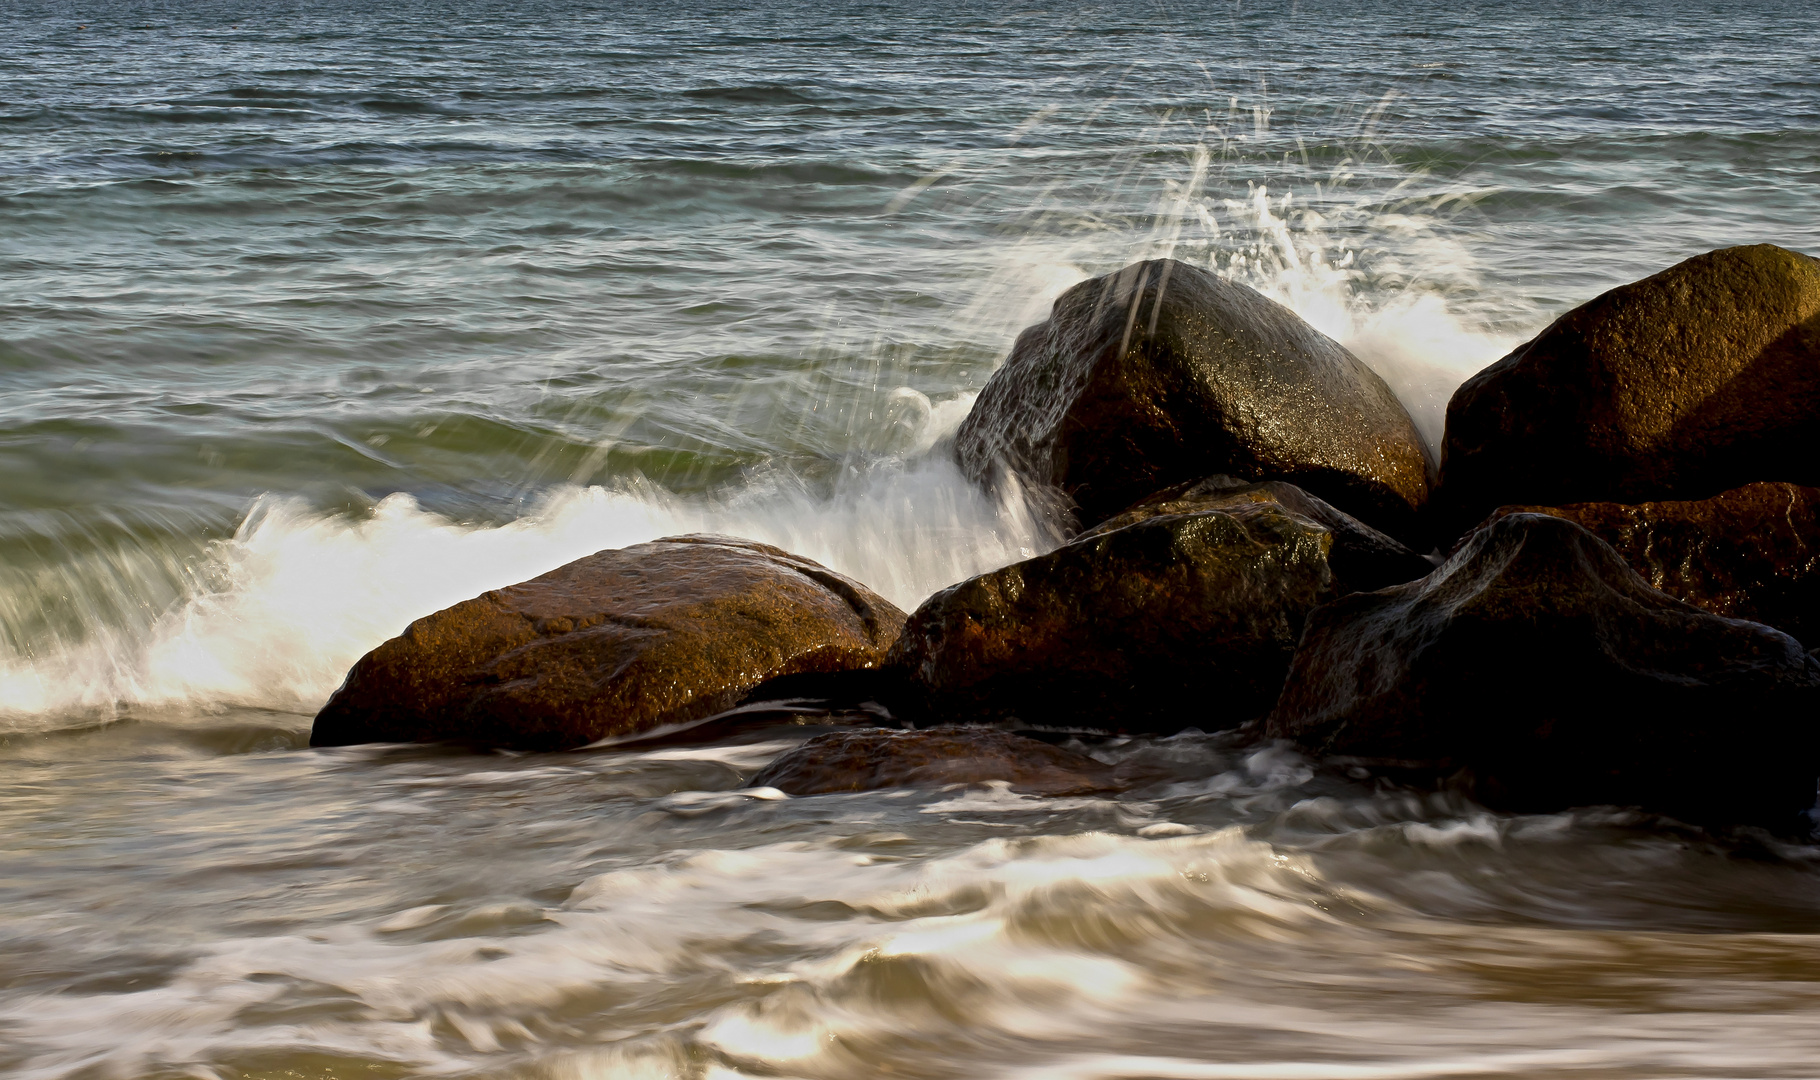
[5, 2, 1820, 1076]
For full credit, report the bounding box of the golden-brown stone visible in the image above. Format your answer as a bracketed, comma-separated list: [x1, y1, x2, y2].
[310, 535, 906, 750]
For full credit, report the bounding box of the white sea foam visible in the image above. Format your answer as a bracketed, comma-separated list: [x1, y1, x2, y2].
[0, 446, 1057, 729]
[11, 814, 1818, 1080]
[0, 827, 1342, 1079]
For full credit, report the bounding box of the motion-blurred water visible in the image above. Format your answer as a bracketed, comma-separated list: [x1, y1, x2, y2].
[4, 1, 1820, 1076]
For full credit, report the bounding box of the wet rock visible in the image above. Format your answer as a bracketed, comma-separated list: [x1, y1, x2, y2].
[749, 727, 1116, 796]
[887, 492, 1341, 732]
[311, 535, 907, 750]
[1085, 476, 1437, 593]
[1268, 513, 1820, 826]
[1439, 244, 1820, 533]
[953, 258, 1433, 540]
[1483, 482, 1820, 646]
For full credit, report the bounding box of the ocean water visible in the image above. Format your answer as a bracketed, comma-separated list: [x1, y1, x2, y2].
[4, 1, 1820, 1076]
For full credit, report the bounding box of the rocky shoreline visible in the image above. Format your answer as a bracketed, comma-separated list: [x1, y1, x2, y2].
[312, 244, 1820, 830]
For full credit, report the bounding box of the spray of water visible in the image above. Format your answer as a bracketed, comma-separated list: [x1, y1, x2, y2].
[0, 88, 1536, 731]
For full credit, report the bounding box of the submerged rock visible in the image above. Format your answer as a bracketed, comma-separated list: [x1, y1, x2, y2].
[1085, 476, 1437, 593]
[1439, 244, 1820, 532]
[311, 535, 907, 750]
[1484, 482, 1820, 646]
[749, 727, 1116, 796]
[953, 258, 1433, 539]
[1268, 513, 1820, 826]
[888, 485, 1360, 732]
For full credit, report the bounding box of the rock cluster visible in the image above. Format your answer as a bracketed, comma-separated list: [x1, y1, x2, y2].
[313, 245, 1820, 827]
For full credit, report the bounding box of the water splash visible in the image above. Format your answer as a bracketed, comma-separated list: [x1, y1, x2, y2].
[0, 91, 1535, 731]
[0, 445, 1056, 729]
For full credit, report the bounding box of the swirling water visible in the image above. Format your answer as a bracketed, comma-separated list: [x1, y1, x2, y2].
[3, 1, 1820, 1076]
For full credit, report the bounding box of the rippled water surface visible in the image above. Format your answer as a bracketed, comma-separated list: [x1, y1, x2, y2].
[4, 0, 1820, 1075]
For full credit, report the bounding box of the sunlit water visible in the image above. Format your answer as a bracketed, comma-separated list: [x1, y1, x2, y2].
[4, 0, 1820, 1075]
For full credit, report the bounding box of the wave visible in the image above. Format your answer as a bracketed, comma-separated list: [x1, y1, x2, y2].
[10, 784, 1820, 1079]
[0, 111, 1535, 732]
[0, 438, 1058, 730]
[0, 184, 1521, 730]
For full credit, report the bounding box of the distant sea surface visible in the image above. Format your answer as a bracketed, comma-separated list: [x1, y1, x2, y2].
[5, 2, 1820, 1077]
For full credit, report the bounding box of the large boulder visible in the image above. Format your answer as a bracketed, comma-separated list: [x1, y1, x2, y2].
[886, 482, 1420, 732]
[1267, 513, 1820, 826]
[1484, 482, 1820, 646]
[954, 258, 1433, 540]
[1439, 244, 1820, 533]
[310, 535, 907, 750]
[749, 727, 1116, 796]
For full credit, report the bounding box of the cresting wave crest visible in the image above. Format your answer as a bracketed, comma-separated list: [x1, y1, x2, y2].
[0, 178, 1524, 731]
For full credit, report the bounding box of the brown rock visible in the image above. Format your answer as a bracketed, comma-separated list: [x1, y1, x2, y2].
[310, 535, 907, 750]
[1483, 482, 1820, 646]
[1439, 244, 1820, 533]
[1086, 476, 1437, 593]
[887, 491, 1339, 732]
[749, 727, 1116, 796]
[953, 258, 1433, 540]
[1268, 513, 1820, 826]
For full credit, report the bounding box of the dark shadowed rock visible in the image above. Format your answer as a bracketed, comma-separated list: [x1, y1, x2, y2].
[749, 727, 1116, 796]
[1086, 476, 1437, 593]
[1268, 513, 1820, 826]
[953, 258, 1433, 539]
[311, 535, 907, 750]
[1439, 244, 1820, 533]
[1484, 482, 1820, 646]
[887, 493, 1343, 732]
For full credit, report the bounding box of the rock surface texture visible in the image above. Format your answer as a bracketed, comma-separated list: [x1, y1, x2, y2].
[311, 535, 907, 750]
[953, 258, 1433, 539]
[1085, 476, 1437, 593]
[889, 488, 1358, 732]
[749, 727, 1116, 796]
[1439, 244, 1820, 532]
[1268, 513, 1820, 826]
[1485, 482, 1820, 647]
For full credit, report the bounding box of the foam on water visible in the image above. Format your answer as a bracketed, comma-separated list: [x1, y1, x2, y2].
[10, 799, 1820, 1080]
[0, 444, 1058, 728]
[0, 168, 1524, 731]
[0, 824, 1345, 1078]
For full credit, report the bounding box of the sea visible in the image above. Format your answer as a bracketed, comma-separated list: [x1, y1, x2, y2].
[4, 1, 1820, 1076]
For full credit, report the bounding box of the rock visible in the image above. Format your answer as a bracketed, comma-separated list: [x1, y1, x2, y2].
[310, 535, 907, 750]
[887, 489, 1343, 732]
[1483, 482, 1820, 646]
[1439, 244, 1820, 533]
[1268, 513, 1820, 826]
[1085, 476, 1437, 593]
[953, 258, 1433, 540]
[749, 727, 1116, 796]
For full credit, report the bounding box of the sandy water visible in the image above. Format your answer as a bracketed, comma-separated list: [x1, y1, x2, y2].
[4, 1, 1820, 1075]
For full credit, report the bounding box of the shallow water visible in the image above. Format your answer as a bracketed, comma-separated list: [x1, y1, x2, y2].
[4, 0, 1820, 1075]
